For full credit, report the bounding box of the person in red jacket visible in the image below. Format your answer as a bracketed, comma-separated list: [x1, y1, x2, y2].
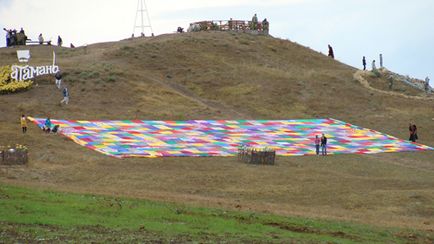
[314, 135, 320, 156]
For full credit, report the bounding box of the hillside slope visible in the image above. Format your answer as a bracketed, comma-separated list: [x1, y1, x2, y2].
[0, 32, 433, 230]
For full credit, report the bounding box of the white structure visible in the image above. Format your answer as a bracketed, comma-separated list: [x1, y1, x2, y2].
[16, 50, 31, 63]
[133, 0, 153, 37]
[11, 51, 59, 81]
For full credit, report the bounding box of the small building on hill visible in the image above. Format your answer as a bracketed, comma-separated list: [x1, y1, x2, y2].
[188, 19, 269, 35]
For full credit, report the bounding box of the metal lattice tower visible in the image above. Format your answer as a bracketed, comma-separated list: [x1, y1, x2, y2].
[133, 0, 153, 36]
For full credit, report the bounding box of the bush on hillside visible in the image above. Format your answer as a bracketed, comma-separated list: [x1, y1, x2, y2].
[0, 65, 33, 94]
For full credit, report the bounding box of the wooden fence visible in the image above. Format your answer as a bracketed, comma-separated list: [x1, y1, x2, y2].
[188, 20, 269, 34]
[0, 147, 28, 165]
[238, 146, 275, 165]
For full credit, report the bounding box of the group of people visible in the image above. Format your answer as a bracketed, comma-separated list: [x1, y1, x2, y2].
[314, 134, 328, 156]
[20, 115, 59, 134]
[42, 117, 60, 133]
[3, 27, 67, 47]
[362, 54, 384, 71]
[3, 27, 27, 46]
[311, 124, 421, 155]
[250, 13, 269, 32]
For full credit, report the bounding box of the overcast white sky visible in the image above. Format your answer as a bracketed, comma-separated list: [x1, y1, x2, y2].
[1, 0, 433, 84]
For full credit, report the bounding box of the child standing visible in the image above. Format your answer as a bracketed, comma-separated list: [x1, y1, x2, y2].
[20, 114, 27, 133]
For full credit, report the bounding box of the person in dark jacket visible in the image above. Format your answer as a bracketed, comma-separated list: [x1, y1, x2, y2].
[57, 35, 63, 47]
[328, 45, 334, 59]
[408, 123, 418, 142]
[362, 56, 367, 70]
[60, 87, 69, 105]
[321, 133, 328, 156]
[55, 71, 62, 89]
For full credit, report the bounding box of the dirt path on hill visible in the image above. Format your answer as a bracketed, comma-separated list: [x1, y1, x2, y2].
[353, 70, 434, 101]
[139, 72, 251, 119]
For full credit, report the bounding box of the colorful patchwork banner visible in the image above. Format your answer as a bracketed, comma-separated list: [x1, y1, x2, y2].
[29, 118, 433, 158]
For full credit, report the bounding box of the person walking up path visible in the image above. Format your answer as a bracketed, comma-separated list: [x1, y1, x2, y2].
[55, 71, 62, 89]
[321, 133, 327, 156]
[328, 45, 334, 59]
[20, 114, 27, 133]
[60, 87, 69, 105]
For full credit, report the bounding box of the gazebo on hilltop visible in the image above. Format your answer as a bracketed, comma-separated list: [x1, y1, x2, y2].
[187, 19, 269, 35]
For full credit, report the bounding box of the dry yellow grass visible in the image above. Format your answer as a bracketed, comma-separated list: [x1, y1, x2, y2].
[0, 32, 433, 231]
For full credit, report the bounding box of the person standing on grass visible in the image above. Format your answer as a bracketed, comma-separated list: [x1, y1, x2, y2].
[38, 33, 44, 45]
[315, 135, 321, 156]
[251, 13, 258, 30]
[57, 35, 63, 47]
[362, 56, 367, 70]
[20, 114, 27, 134]
[412, 124, 418, 142]
[60, 87, 69, 105]
[321, 133, 328, 156]
[3, 28, 11, 47]
[408, 123, 418, 142]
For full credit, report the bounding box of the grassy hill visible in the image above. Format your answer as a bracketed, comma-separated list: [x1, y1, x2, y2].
[0, 32, 433, 240]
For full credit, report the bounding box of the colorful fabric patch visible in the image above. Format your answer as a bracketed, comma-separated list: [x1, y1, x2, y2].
[28, 118, 433, 158]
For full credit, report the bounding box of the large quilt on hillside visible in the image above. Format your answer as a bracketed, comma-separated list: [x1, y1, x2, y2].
[29, 118, 433, 158]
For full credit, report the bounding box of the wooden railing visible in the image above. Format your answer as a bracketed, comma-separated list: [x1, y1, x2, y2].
[238, 146, 275, 165]
[188, 20, 269, 34]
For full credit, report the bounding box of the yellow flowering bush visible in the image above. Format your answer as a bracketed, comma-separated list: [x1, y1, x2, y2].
[0, 65, 33, 94]
[0, 144, 28, 152]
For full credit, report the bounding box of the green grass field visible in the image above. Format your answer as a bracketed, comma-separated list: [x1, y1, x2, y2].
[0, 184, 431, 243]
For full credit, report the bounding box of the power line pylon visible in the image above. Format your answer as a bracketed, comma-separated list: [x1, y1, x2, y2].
[133, 0, 153, 37]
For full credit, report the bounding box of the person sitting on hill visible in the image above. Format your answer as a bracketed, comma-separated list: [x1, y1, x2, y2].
[70, 43, 75, 48]
[43, 117, 52, 133]
[52, 124, 60, 134]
